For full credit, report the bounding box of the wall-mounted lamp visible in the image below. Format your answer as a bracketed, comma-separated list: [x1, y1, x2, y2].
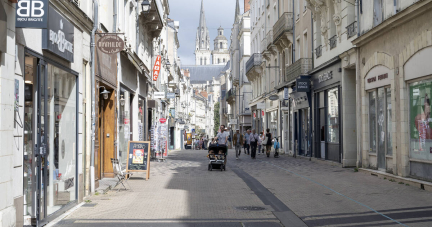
[120, 94, 125, 106]
[141, 0, 150, 13]
[99, 86, 110, 100]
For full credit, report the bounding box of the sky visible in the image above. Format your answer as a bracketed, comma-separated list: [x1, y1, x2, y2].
[169, 0, 245, 66]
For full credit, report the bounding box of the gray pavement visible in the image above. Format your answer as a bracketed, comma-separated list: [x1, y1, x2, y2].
[55, 149, 432, 227]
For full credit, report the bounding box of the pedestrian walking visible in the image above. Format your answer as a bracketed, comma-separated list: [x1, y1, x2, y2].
[250, 129, 259, 159]
[244, 130, 251, 155]
[233, 129, 244, 160]
[258, 132, 263, 155]
[199, 138, 203, 150]
[273, 137, 280, 158]
[264, 129, 272, 157]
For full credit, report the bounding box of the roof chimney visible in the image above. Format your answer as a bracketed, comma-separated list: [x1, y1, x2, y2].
[244, 0, 250, 13]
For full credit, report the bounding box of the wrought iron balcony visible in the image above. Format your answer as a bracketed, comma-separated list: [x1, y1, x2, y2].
[346, 21, 357, 39]
[246, 53, 263, 74]
[316, 45, 322, 58]
[226, 88, 236, 103]
[285, 58, 312, 82]
[329, 35, 337, 50]
[273, 12, 293, 44]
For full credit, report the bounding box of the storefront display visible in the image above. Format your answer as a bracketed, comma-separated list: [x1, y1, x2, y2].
[409, 79, 432, 161]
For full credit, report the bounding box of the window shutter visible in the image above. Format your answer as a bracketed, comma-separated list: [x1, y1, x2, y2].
[373, 0, 383, 26]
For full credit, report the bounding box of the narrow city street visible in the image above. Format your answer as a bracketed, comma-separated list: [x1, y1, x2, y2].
[54, 150, 432, 227]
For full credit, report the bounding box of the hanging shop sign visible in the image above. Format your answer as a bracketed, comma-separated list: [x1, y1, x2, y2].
[95, 33, 117, 86]
[126, 141, 151, 180]
[159, 118, 167, 124]
[262, 110, 265, 117]
[229, 118, 238, 125]
[253, 112, 257, 119]
[296, 79, 310, 92]
[153, 55, 162, 81]
[97, 34, 124, 54]
[154, 92, 165, 99]
[42, 6, 74, 62]
[167, 93, 175, 99]
[269, 95, 279, 101]
[16, 0, 48, 29]
[284, 87, 289, 100]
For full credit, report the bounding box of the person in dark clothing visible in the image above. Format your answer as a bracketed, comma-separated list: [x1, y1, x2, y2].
[265, 129, 272, 158]
[250, 129, 259, 159]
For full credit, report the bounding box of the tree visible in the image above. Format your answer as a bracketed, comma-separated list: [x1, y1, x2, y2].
[213, 102, 220, 135]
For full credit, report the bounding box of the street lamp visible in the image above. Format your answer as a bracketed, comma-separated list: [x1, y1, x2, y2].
[99, 86, 110, 100]
[141, 0, 150, 13]
[120, 94, 125, 106]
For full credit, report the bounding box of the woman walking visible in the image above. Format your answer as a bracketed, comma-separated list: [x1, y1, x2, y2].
[258, 132, 263, 155]
[265, 129, 272, 157]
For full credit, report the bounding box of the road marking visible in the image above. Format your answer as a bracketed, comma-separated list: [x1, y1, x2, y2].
[261, 160, 409, 227]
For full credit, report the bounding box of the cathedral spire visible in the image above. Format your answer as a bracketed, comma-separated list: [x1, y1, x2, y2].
[199, 0, 207, 30]
[234, 0, 240, 23]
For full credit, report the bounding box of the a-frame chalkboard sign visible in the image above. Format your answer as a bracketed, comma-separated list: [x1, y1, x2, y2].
[126, 141, 151, 180]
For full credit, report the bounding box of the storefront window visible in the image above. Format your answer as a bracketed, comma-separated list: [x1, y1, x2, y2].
[409, 79, 432, 161]
[386, 88, 392, 155]
[327, 88, 339, 143]
[47, 65, 77, 215]
[369, 91, 376, 153]
[138, 97, 145, 141]
[377, 88, 386, 156]
[119, 90, 131, 166]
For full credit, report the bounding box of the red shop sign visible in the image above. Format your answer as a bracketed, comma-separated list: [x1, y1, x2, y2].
[153, 55, 162, 81]
[262, 111, 265, 117]
[124, 118, 130, 124]
[253, 112, 256, 118]
[159, 118, 167, 124]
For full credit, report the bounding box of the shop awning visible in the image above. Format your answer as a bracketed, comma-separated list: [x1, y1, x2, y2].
[0, 1, 7, 53]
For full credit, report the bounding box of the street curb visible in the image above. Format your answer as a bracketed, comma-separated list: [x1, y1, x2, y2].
[43, 202, 85, 227]
[359, 168, 432, 192]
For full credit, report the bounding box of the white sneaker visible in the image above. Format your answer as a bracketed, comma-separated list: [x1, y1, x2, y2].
[236, 157, 239, 160]
[258, 153, 261, 155]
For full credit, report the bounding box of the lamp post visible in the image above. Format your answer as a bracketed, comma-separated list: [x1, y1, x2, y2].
[141, 0, 150, 13]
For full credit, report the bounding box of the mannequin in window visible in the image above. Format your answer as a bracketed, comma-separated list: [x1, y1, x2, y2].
[415, 93, 432, 150]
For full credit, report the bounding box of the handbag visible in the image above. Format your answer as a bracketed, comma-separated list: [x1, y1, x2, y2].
[263, 136, 268, 145]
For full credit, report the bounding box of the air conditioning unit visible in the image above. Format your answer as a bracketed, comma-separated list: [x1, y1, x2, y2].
[71, 0, 80, 6]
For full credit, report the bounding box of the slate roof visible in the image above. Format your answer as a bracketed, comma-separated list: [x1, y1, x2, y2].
[182, 61, 230, 84]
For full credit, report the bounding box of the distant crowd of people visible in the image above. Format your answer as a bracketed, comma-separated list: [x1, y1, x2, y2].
[213, 125, 280, 160]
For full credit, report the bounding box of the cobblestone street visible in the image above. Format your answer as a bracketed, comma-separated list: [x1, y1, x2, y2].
[54, 149, 432, 227]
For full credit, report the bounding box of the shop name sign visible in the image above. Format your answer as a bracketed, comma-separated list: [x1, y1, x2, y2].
[367, 73, 388, 83]
[296, 79, 310, 92]
[318, 71, 333, 83]
[42, 6, 74, 62]
[16, 0, 48, 29]
[153, 55, 162, 81]
[97, 34, 124, 54]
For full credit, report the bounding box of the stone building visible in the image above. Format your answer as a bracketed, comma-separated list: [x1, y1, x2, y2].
[353, 0, 432, 183]
[212, 27, 230, 65]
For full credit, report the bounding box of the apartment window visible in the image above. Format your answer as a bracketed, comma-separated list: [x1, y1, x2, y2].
[296, 0, 300, 19]
[303, 0, 307, 12]
[296, 38, 301, 59]
[373, 0, 383, 27]
[123, 0, 128, 33]
[303, 33, 308, 58]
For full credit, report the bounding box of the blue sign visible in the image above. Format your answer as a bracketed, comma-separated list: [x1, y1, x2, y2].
[167, 93, 175, 99]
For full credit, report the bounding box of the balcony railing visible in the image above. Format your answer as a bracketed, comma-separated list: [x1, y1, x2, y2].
[316, 45, 322, 58]
[246, 53, 263, 74]
[226, 88, 236, 102]
[329, 35, 337, 50]
[273, 12, 293, 43]
[266, 30, 273, 48]
[285, 58, 312, 82]
[346, 21, 357, 39]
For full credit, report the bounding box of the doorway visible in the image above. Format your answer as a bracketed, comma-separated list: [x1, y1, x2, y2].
[23, 53, 78, 226]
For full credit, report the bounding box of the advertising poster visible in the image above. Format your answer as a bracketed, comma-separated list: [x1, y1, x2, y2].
[410, 81, 432, 161]
[132, 149, 144, 164]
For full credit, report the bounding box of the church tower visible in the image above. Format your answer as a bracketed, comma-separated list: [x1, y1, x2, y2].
[195, 0, 211, 65]
[212, 27, 229, 65]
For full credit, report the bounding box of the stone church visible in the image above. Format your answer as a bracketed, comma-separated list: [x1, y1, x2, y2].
[195, 0, 229, 65]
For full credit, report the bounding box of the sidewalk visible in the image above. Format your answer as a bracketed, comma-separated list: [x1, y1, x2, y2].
[54, 149, 432, 227]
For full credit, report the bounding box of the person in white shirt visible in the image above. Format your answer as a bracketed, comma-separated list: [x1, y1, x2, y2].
[216, 125, 228, 145]
[258, 132, 264, 155]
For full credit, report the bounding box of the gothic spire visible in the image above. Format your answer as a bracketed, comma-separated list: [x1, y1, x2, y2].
[199, 0, 207, 31]
[234, 0, 240, 23]
[196, 0, 209, 51]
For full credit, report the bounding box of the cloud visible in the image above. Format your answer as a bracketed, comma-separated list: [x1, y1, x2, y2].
[169, 0, 245, 65]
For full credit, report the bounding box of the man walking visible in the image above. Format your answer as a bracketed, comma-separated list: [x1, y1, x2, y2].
[244, 130, 251, 155]
[233, 129, 244, 160]
[250, 129, 259, 159]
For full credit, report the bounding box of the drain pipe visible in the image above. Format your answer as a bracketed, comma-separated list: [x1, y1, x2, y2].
[90, 0, 99, 194]
[113, 0, 117, 32]
[356, 0, 360, 37]
[292, 0, 295, 63]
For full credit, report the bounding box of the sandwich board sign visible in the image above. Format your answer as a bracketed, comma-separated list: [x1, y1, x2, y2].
[126, 141, 151, 180]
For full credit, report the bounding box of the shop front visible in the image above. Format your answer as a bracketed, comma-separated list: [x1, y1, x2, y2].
[291, 91, 310, 156]
[20, 5, 82, 225]
[311, 60, 342, 163]
[265, 99, 279, 142]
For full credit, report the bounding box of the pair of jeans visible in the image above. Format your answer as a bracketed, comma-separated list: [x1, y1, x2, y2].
[235, 144, 241, 158]
[244, 144, 250, 154]
[258, 145, 262, 153]
[250, 141, 257, 158]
